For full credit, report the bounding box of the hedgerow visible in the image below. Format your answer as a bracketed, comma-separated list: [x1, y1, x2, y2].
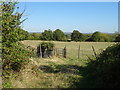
[1, 1, 35, 87]
[84, 43, 120, 88]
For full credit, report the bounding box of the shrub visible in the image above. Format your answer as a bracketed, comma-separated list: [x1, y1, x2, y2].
[37, 42, 54, 57]
[1, 2, 35, 88]
[2, 42, 35, 72]
[114, 34, 120, 42]
[85, 43, 120, 88]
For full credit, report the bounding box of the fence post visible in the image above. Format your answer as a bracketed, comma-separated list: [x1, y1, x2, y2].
[56, 48, 58, 57]
[53, 48, 56, 56]
[40, 44, 42, 58]
[92, 46, 97, 57]
[63, 45, 67, 58]
[78, 45, 80, 59]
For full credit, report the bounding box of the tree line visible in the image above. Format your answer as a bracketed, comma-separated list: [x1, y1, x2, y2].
[23, 29, 120, 42]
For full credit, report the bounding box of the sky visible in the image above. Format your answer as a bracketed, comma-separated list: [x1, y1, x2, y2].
[18, 2, 118, 33]
[18, 0, 119, 2]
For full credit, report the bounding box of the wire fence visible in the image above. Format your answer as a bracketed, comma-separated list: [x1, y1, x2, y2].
[56, 45, 102, 60]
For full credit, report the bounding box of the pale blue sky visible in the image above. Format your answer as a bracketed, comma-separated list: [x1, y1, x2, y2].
[18, 0, 119, 2]
[18, 2, 118, 33]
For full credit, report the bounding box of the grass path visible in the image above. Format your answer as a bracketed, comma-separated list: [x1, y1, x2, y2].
[12, 57, 85, 88]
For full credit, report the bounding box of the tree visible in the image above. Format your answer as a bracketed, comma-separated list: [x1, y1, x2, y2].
[41, 29, 53, 41]
[100, 33, 111, 42]
[53, 29, 66, 41]
[115, 34, 120, 42]
[71, 30, 85, 42]
[29, 33, 42, 40]
[65, 34, 71, 40]
[19, 29, 30, 40]
[90, 31, 101, 42]
[89, 31, 111, 42]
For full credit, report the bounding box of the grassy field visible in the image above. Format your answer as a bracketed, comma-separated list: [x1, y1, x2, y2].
[10, 40, 115, 88]
[21, 40, 115, 60]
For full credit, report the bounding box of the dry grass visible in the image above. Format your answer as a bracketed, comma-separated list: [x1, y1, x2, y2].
[11, 40, 115, 88]
[12, 57, 82, 88]
[21, 40, 115, 59]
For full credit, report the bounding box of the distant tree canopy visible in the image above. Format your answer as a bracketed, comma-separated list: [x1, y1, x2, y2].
[100, 33, 111, 42]
[19, 29, 30, 40]
[53, 29, 66, 41]
[28, 33, 42, 40]
[90, 31, 101, 42]
[41, 30, 53, 41]
[115, 34, 120, 42]
[71, 30, 85, 42]
[87, 31, 111, 42]
[27, 30, 116, 42]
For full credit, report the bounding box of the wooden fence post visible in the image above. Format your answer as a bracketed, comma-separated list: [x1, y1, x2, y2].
[63, 45, 66, 58]
[56, 48, 58, 57]
[53, 48, 55, 56]
[92, 46, 97, 57]
[78, 45, 80, 59]
[40, 44, 42, 58]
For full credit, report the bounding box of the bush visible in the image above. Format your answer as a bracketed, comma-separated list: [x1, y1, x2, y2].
[84, 43, 120, 88]
[114, 34, 120, 42]
[1, 1, 36, 87]
[37, 42, 54, 57]
[2, 42, 35, 72]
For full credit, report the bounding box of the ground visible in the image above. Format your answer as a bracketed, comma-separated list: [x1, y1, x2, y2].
[12, 57, 83, 88]
[11, 41, 115, 88]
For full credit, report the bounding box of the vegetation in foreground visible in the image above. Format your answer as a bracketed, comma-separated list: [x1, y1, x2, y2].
[70, 43, 120, 88]
[1, 1, 120, 88]
[10, 57, 85, 88]
[9, 43, 120, 88]
[1, 1, 35, 88]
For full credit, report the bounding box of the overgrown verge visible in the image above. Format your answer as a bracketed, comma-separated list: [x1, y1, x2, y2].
[70, 43, 120, 88]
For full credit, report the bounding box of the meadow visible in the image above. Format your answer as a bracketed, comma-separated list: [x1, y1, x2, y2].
[10, 41, 116, 88]
[21, 40, 115, 60]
